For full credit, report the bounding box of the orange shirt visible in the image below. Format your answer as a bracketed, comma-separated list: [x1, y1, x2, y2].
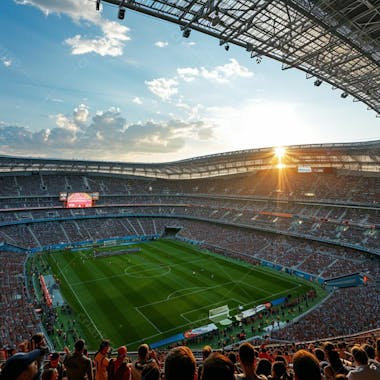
[94, 352, 110, 380]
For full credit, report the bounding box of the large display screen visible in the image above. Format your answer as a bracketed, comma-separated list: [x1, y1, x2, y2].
[66, 192, 93, 208]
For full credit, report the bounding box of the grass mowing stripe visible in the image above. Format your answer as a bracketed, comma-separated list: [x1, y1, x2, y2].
[44, 239, 324, 349]
[51, 253, 104, 340]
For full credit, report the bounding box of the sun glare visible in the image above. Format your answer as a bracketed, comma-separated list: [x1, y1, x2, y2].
[274, 146, 286, 159]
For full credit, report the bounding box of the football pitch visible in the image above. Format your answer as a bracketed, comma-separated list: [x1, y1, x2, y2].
[45, 239, 321, 350]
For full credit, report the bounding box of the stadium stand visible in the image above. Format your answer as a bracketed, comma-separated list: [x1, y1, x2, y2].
[0, 143, 379, 378]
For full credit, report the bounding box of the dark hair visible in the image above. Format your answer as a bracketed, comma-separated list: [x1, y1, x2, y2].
[272, 361, 287, 379]
[99, 340, 110, 351]
[326, 349, 346, 374]
[42, 368, 57, 380]
[164, 346, 196, 380]
[74, 339, 85, 352]
[361, 344, 375, 360]
[293, 350, 321, 380]
[202, 352, 235, 380]
[138, 344, 150, 360]
[227, 352, 237, 364]
[256, 358, 272, 377]
[141, 363, 160, 380]
[351, 347, 368, 366]
[238, 342, 256, 366]
[314, 348, 325, 362]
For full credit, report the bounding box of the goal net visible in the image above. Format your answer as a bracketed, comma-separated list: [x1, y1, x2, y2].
[209, 305, 230, 323]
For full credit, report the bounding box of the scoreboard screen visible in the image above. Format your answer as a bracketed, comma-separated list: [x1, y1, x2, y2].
[59, 192, 99, 208]
[67, 192, 93, 208]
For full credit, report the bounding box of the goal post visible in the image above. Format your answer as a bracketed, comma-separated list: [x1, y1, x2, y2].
[209, 305, 230, 323]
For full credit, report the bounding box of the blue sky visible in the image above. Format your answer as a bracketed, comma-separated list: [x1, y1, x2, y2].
[0, 0, 378, 162]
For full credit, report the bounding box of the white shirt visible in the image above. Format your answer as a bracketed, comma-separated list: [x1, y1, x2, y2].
[347, 364, 380, 380]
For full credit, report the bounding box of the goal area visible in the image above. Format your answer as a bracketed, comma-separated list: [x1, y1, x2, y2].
[209, 305, 230, 323]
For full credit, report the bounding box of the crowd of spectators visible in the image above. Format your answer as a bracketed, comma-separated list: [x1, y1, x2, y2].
[0, 171, 379, 373]
[1, 332, 380, 380]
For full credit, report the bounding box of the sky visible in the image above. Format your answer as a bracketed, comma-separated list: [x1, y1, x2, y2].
[0, 0, 379, 163]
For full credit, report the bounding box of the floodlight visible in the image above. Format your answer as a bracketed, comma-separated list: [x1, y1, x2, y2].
[314, 79, 322, 87]
[341, 92, 348, 98]
[118, 7, 125, 19]
[182, 29, 191, 38]
[225, 44, 230, 51]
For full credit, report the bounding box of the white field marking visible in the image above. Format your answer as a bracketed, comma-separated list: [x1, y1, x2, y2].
[70, 270, 130, 286]
[234, 280, 273, 295]
[166, 287, 204, 300]
[127, 285, 308, 347]
[52, 254, 103, 339]
[137, 280, 238, 309]
[238, 282, 302, 306]
[70, 257, 208, 286]
[124, 264, 171, 278]
[134, 307, 162, 333]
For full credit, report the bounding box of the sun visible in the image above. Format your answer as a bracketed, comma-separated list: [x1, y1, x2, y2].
[274, 146, 286, 159]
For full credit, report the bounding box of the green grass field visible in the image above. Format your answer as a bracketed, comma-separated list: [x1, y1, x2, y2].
[44, 239, 324, 350]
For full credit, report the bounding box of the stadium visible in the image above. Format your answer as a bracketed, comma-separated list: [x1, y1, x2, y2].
[0, 0, 379, 379]
[0, 141, 379, 351]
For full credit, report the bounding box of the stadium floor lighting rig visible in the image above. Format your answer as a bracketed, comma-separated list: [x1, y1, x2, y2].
[100, 0, 380, 116]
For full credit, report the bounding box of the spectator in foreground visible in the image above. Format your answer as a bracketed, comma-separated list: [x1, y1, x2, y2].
[41, 368, 58, 380]
[347, 346, 380, 380]
[292, 350, 321, 380]
[324, 348, 350, 380]
[131, 344, 158, 380]
[141, 363, 160, 380]
[94, 340, 111, 380]
[237, 342, 267, 379]
[43, 353, 65, 380]
[164, 346, 196, 380]
[108, 346, 130, 380]
[201, 352, 235, 380]
[256, 359, 272, 378]
[269, 361, 293, 380]
[0, 349, 45, 380]
[64, 339, 93, 380]
[198, 345, 213, 380]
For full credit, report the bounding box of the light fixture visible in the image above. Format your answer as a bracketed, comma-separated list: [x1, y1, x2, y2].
[118, 0, 126, 20]
[224, 44, 230, 51]
[118, 7, 125, 19]
[314, 79, 322, 87]
[256, 55, 262, 64]
[341, 92, 348, 98]
[182, 28, 191, 38]
[96, 0, 100, 11]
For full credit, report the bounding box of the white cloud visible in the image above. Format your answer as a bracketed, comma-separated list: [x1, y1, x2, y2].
[177, 67, 200, 82]
[154, 41, 168, 48]
[176, 59, 253, 84]
[16, 0, 130, 56]
[200, 59, 253, 83]
[132, 97, 143, 105]
[1, 57, 12, 67]
[0, 106, 216, 160]
[73, 104, 89, 125]
[145, 78, 178, 101]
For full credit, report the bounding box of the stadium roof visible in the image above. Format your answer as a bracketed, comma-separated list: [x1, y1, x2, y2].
[101, 0, 380, 115]
[0, 140, 379, 179]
